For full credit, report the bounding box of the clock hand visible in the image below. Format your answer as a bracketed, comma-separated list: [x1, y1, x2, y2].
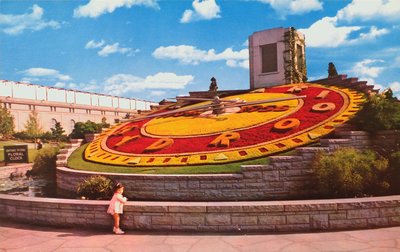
[168, 97, 241, 103]
[122, 95, 306, 122]
[221, 95, 306, 110]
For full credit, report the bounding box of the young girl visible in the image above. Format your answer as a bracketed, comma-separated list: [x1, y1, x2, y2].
[107, 183, 127, 234]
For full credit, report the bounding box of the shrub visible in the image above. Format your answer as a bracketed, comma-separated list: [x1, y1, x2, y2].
[13, 131, 31, 141]
[313, 148, 389, 198]
[351, 94, 400, 132]
[389, 151, 400, 193]
[69, 121, 103, 139]
[31, 146, 59, 176]
[77, 175, 115, 200]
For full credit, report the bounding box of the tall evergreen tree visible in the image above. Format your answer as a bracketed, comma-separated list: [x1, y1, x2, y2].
[51, 122, 66, 141]
[0, 104, 15, 138]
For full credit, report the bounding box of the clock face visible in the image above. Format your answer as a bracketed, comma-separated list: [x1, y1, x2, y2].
[85, 83, 365, 166]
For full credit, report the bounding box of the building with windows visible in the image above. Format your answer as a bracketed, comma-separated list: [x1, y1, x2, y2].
[0, 80, 157, 134]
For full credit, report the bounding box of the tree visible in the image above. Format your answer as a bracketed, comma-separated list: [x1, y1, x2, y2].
[24, 110, 43, 141]
[0, 104, 15, 138]
[69, 120, 102, 139]
[50, 122, 67, 142]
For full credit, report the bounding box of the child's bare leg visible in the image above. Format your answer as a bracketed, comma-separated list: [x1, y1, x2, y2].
[113, 214, 120, 229]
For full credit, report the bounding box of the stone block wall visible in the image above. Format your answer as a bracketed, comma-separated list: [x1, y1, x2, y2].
[0, 163, 32, 179]
[1, 193, 399, 232]
[57, 130, 377, 201]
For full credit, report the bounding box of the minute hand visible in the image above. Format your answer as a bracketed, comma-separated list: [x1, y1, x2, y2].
[222, 95, 306, 110]
[124, 95, 306, 122]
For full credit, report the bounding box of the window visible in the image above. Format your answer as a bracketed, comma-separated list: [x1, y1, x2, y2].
[261, 43, 277, 73]
[51, 118, 57, 129]
[70, 119, 75, 132]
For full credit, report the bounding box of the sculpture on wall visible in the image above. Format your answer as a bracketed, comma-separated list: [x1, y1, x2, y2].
[209, 77, 218, 92]
[328, 62, 338, 78]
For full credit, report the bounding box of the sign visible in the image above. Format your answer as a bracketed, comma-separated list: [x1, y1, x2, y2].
[4, 145, 29, 164]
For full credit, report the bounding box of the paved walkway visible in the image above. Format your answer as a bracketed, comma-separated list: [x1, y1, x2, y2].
[1, 220, 400, 252]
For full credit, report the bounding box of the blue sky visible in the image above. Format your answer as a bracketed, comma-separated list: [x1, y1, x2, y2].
[1, 0, 399, 101]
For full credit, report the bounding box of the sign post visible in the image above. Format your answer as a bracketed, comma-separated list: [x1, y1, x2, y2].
[3, 145, 29, 165]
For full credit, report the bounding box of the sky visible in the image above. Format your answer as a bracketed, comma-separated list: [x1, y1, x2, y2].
[0, 0, 399, 101]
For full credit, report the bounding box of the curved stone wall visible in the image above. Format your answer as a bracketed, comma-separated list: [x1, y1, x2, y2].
[1, 194, 399, 232]
[56, 131, 370, 201]
[59, 130, 400, 201]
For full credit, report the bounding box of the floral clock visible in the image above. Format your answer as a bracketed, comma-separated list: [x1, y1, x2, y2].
[84, 83, 365, 166]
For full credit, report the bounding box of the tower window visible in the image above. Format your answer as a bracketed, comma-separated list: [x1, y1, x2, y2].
[261, 43, 277, 73]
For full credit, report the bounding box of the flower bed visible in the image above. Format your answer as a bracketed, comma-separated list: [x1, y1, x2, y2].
[84, 83, 365, 166]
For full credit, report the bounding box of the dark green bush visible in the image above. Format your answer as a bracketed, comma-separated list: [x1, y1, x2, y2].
[313, 148, 389, 198]
[351, 94, 400, 132]
[13, 131, 31, 141]
[77, 175, 115, 200]
[69, 121, 103, 139]
[389, 151, 400, 193]
[31, 146, 59, 176]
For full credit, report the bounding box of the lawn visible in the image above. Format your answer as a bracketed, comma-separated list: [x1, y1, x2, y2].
[0, 141, 39, 163]
[67, 143, 272, 174]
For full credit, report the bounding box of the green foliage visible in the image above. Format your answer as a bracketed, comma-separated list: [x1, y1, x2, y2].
[101, 117, 110, 128]
[313, 148, 390, 198]
[352, 94, 400, 132]
[76, 175, 115, 200]
[24, 110, 43, 140]
[0, 104, 15, 139]
[31, 146, 59, 175]
[50, 122, 68, 142]
[69, 120, 103, 139]
[389, 151, 400, 193]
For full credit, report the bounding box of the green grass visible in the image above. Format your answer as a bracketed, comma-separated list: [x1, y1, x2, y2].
[67, 143, 272, 174]
[0, 141, 39, 162]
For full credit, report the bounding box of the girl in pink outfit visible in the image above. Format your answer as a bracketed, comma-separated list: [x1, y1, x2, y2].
[107, 183, 127, 234]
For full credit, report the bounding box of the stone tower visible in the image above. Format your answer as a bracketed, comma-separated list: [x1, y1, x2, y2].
[249, 27, 307, 89]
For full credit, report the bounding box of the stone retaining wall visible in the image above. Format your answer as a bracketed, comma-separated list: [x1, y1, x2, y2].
[1, 194, 399, 232]
[0, 163, 32, 179]
[57, 130, 373, 201]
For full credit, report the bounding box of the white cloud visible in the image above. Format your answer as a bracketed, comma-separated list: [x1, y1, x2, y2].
[153, 45, 249, 69]
[389, 81, 400, 91]
[73, 0, 159, 18]
[85, 40, 105, 49]
[98, 43, 137, 57]
[85, 40, 138, 57]
[389, 82, 400, 98]
[150, 90, 167, 97]
[299, 17, 361, 47]
[357, 26, 389, 41]
[0, 5, 60, 35]
[180, 0, 221, 23]
[256, 0, 322, 18]
[337, 0, 400, 22]
[54, 81, 99, 92]
[299, 17, 389, 48]
[104, 72, 194, 96]
[21, 68, 72, 81]
[350, 59, 385, 78]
